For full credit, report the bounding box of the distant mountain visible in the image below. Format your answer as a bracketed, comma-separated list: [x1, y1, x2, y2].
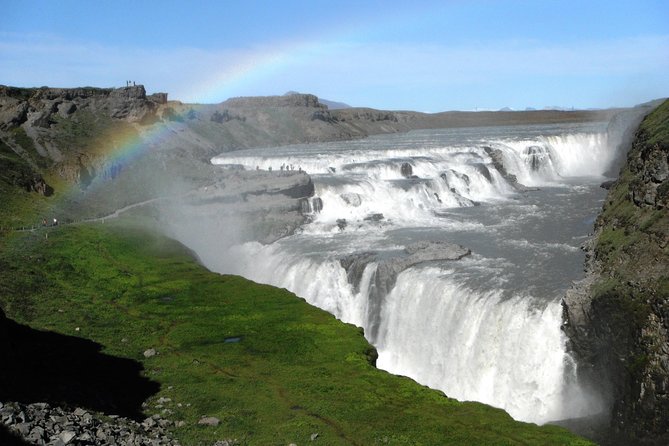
[284, 91, 351, 110]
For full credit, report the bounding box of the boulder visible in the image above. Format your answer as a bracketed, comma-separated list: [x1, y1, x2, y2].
[363, 213, 384, 222]
[59, 430, 76, 444]
[0, 401, 182, 445]
[198, 416, 220, 426]
[400, 162, 413, 178]
[340, 193, 361, 207]
[600, 180, 616, 190]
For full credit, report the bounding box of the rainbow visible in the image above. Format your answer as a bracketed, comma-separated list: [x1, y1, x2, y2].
[179, 4, 434, 104]
[49, 6, 437, 208]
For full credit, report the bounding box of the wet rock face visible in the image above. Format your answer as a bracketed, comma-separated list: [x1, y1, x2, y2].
[562, 100, 669, 445]
[605, 105, 657, 178]
[299, 197, 323, 214]
[400, 162, 413, 178]
[482, 146, 532, 191]
[158, 170, 316, 255]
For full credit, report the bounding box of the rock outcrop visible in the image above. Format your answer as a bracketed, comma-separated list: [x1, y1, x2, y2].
[604, 100, 663, 178]
[0, 138, 53, 196]
[0, 85, 165, 195]
[0, 85, 159, 132]
[562, 99, 669, 445]
[482, 146, 533, 191]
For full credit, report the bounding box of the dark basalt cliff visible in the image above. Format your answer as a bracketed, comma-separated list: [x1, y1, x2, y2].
[563, 99, 669, 445]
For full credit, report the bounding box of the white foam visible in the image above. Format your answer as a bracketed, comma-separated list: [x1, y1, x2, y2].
[375, 267, 600, 423]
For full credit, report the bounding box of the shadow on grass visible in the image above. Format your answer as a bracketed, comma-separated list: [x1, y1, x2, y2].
[0, 308, 159, 421]
[0, 424, 30, 445]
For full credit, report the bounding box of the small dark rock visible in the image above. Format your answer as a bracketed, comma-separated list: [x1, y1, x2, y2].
[600, 180, 616, 190]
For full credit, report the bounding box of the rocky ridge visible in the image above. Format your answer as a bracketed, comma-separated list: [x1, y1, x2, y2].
[0, 85, 161, 131]
[0, 85, 165, 193]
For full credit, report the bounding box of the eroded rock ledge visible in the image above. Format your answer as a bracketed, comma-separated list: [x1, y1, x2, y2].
[341, 241, 471, 341]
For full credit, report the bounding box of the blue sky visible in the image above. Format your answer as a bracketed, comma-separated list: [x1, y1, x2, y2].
[1, 0, 667, 111]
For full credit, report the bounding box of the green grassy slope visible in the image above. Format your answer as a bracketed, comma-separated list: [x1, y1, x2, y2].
[0, 217, 593, 445]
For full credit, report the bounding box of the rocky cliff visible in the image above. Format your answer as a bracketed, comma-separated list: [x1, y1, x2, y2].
[0, 85, 163, 193]
[563, 99, 669, 445]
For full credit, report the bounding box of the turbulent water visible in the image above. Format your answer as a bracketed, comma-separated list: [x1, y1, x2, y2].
[210, 122, 617, 424]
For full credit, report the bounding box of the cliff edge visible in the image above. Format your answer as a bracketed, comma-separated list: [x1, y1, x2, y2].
[563, 99, 669, 445]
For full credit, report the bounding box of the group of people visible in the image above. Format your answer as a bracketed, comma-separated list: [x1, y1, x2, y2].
[255, 164, 303, 173]
[280, 163, 301, 172]
[41, 217, 58, 227]
[125, 80, 136, 87]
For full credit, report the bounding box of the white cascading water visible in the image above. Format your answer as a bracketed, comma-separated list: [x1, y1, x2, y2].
[375, 267, 593, 423]
[490, 132, 611, 186]
[208, 123, 616, 424]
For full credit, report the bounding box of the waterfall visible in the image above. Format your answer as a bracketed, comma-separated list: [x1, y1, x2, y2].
[205, 123, 612, 424]
[375, 267, 598, 423]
